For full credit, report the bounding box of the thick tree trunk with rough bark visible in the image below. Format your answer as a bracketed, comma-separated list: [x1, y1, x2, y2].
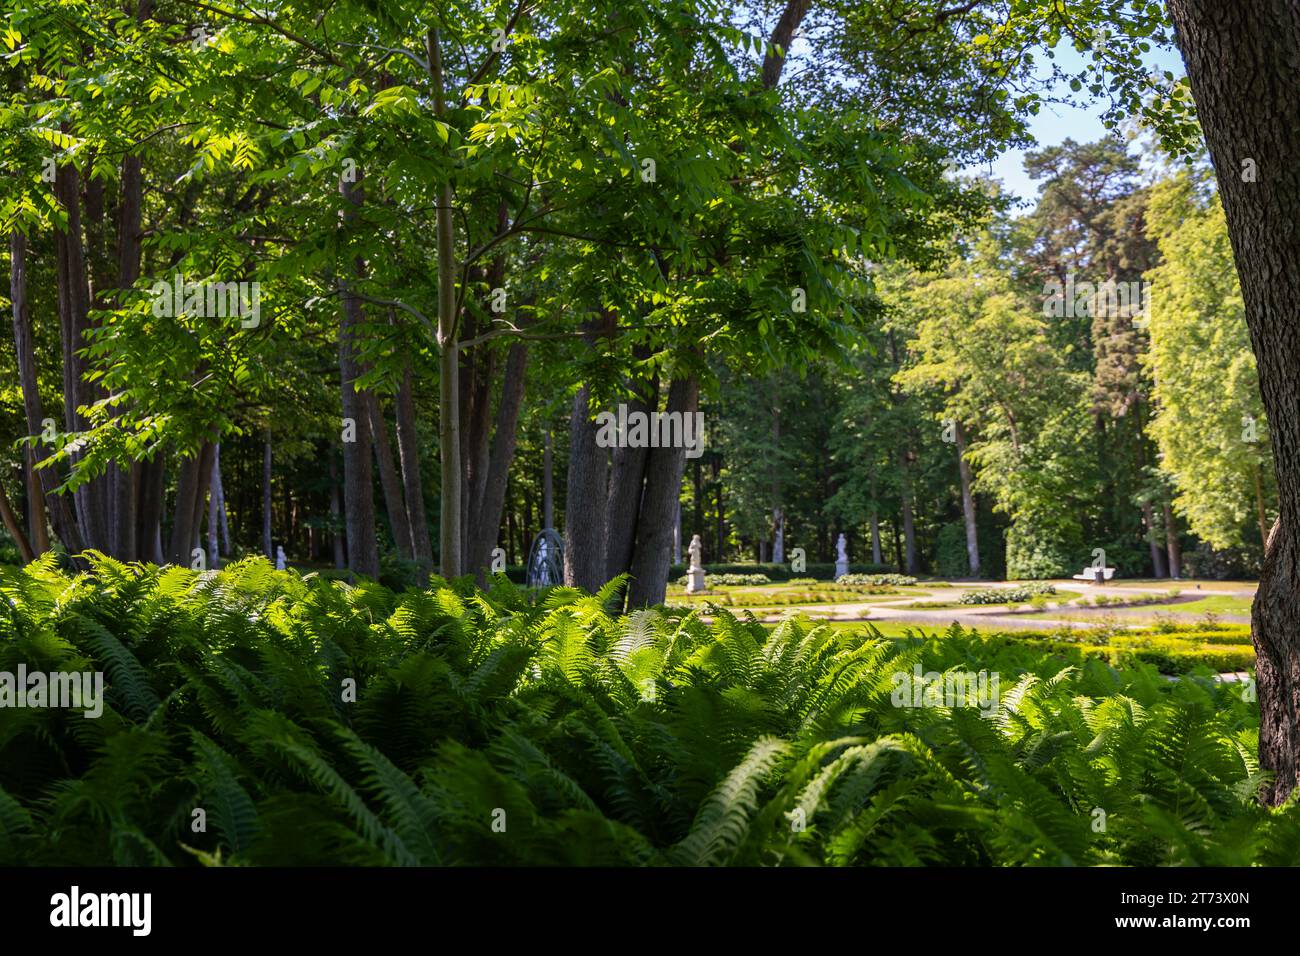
[168, 441, 213, 565]
[1167, 0, 1300, 804]
[604, 381, 655, 582]
[628, 375, 700, 607]
[136, 456, 165, 564]
[564, 385, 608, 591]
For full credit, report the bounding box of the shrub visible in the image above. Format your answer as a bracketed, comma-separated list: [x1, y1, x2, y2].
[835, 573, 918, 587]
[675, 572, 771, 587]
[1004, 522, 1079, 580]
[959, 583, 1057, 605]
[934, 523, 971, 579]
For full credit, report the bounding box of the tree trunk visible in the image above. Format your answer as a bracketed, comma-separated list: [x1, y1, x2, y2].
[628, 375, 700, 607]
[367, 392, 414, 561]
[870, 511, 882, 566]
[338, 176, 380, 579]
[1167, 0, 1300, 804]
[55, 166, 107, 552]
[329, 453, 346, 569]
[1256, 465, 1271, 545]
[394, 365, 433, 567]
[10, 231, 82, 554]
[954, 421, 980, 576]
[168, 442, 213, 565]
[714, 456, 725, 558]
[1163, 501, 1182, 579]
[109, 151, 145, 560]
[542, 426, 555, 530]
[261, 435, 273, 559]
[563, 385, 608, 591]
[761, 0, 812, 89]
[24, 447, 48, 556]
[900, 452, 918, 575]
[428, 28, 462, 579]
[604, 382, 654, 581]
[771, 400, 784, 565]
[0, 482, 35, 564]
[207, 444, 222, 569]
[136, 456, 165, 564]
[1142, 500, 1168, 578]
[468, 342, 529, 583]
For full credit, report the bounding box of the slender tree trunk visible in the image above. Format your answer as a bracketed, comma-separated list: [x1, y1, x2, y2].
[207, 444, 222, 570]
[55, 167, 107, 551]
[468, 342, 529, 583]
[109, 151, 144, 560]
[714, 457, 725, 558]
[24, 447, 48, 556]
[1142, 500, 1168, 578]
[0, 482, 35, 563]
[338, 176, 380, 579]
[367, 392, 414, 561]
[870, 511, 882, 566]
[771, 401, 784, 565]
[953, 421, 980, 577]
[394, 365, 433, 567]
[673, 497, 682, 566]
[261, 434, 273, 558]
[1256, 466, 1271, 545]
[1163, 502, 1182, 579]
[428, 28, 462, 579]
[628, 375, 700, 607]
[542, 426, 555, 529]
[900, 450, 918, 575]
[1167, 0, 1300, 804]
[329, 454, 346, 569]
[10, 231, 82, 553]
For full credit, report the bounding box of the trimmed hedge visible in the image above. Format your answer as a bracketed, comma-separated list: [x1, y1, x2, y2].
[959, 583, 1057, 605]
[668, 562, 896, 582]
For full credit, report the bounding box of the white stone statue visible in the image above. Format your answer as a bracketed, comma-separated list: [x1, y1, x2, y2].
[275, 545, 287, 570]
[834, 533, 849, 579]
[686, 534, 706, 593]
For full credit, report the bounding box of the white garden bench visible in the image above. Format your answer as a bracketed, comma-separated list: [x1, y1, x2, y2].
[1072, 566, 1115, 585]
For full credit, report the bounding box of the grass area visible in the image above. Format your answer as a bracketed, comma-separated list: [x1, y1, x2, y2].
[1157, 593, 1254, 616]
[764, 611, 1254, 674]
